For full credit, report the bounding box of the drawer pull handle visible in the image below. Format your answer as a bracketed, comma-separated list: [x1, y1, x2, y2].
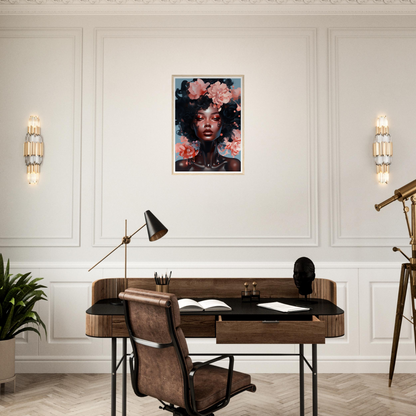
[262, 320, 280, 323]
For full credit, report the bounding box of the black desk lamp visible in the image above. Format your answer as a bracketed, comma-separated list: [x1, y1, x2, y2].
[88, 210, 168, 301]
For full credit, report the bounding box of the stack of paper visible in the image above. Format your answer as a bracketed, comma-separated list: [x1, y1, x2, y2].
[257, 301, 310, 313]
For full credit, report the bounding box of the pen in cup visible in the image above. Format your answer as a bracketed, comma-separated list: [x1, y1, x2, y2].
[154, 271, 172, 292]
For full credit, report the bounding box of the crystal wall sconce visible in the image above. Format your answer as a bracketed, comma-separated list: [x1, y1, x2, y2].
[373, 115, 392, 184]
[24, 116, 44, 185]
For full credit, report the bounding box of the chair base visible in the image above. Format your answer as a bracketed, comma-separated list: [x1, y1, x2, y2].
[159, 402, 214, 416]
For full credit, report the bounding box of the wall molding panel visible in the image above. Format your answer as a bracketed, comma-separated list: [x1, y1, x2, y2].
[0, 28, 82, 247]
[329, 28, 416, 247]
[93, 28, 318, 248]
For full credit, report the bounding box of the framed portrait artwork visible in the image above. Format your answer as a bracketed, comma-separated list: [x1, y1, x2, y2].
[173, 76, 243, 174]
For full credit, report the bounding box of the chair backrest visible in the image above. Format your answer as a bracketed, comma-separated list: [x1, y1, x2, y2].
[119, 288, 193, 409]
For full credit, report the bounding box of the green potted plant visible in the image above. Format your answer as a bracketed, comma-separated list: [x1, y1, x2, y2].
[0, 253, 47, 386]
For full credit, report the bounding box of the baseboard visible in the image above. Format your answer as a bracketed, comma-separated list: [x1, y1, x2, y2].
[15, 356, 416, 374]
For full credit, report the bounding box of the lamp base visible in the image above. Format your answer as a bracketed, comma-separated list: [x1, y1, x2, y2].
[108, 298, 123, 306]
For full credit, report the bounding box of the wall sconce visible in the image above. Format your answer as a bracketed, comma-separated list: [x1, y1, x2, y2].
[24, 116, 44, 185]
[373, 115, 392, 184]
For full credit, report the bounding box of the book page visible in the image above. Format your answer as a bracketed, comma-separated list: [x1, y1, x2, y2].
[178, 298, 203, 310]
[198, 299, 231, 310]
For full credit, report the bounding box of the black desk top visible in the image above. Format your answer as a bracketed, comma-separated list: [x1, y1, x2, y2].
[87, 298, 343, 318]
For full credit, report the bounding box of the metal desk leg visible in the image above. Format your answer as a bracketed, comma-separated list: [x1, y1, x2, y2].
[111, 338, 117, 416]
[122, 338, 127, 416]
[299, 344, 304, 416]
[312, 344, 318, 416]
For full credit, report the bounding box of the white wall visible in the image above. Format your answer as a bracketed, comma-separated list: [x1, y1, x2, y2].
[1, 8, 416, 373]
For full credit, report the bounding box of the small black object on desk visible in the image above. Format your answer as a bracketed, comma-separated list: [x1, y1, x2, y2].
[241, 282, 252, 302]
[251, 281, 260, 302]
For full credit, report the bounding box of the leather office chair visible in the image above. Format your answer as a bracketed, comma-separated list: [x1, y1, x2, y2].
[119, 288, 256, 416]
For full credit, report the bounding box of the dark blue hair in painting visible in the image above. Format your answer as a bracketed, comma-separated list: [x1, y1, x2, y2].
[175, 78, 241, 146]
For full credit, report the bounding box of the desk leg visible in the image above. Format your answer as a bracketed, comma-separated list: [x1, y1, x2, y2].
[299, 344, 304, 416]
[122, 338, 127, 416]
[312, 344, 318, 416]
[111, 338, 117, 416]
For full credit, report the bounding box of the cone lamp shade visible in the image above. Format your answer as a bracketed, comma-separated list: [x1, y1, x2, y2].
[145, 210, 168, 242]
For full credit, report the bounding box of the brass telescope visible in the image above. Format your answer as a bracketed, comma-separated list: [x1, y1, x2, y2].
[375, 178, 416, 211]
[375, 178, 416, 387]
[375, 178, 416, 261]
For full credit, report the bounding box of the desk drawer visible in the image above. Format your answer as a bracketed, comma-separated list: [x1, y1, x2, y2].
[181, 315, 216, 338]
[216, 316, 325, 344]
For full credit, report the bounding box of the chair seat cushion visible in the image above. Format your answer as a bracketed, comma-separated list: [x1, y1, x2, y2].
[192, 364, 253, 412]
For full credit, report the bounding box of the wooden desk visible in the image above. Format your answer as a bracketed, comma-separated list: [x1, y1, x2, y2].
[86, 278, 344, 416]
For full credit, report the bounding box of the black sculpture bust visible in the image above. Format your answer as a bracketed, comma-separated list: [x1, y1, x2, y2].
[293, 257, 316, 296]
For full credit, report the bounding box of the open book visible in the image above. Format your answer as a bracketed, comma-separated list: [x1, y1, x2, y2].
[178, 298, 232, 312]
[257, 301, 310, 313]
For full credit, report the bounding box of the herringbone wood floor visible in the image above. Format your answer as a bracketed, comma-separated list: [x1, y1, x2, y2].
[1, 373, 416, 415]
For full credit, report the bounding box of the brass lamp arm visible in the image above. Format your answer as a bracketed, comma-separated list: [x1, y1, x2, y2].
[88, 240, 125, 272]
[88, 223, 147, 273]
[128, 223, 146, 240]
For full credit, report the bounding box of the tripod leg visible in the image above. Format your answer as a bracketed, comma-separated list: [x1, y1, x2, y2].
[389, 264, 409, 387]
[410, 269, 416, 355]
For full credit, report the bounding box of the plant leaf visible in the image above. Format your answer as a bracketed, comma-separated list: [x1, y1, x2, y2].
[5, 258, 10, 279]
[0, 301, 14, 339]
[0, 257, 48, 340]
[33, 311, 47, 337]
[0, 254, 4, 286]
[12, 326, 42, 338]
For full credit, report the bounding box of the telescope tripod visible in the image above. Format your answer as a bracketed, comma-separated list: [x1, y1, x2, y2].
[376, 182, 416, 386]
[388, 262, 416, 387]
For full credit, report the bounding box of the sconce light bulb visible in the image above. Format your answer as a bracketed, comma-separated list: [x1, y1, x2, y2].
[27, 171, 39, 185]
[377, 171, 389, 185]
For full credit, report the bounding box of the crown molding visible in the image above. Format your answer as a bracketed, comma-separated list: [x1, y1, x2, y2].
[1, 0, 416, 4]
[1, 1, 416, 17]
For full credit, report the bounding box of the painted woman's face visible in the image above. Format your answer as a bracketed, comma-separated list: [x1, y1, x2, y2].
[193, 104, 222, 142]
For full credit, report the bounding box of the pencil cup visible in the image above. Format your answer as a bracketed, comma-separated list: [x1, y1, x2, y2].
[156, 285, 169, 293]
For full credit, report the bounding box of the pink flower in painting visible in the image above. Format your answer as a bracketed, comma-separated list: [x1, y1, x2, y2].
[224, 130, 241, 157]
[188, 79, 210, 100]
[231, 86, 241, 100]
[175, 137, 198, 159]
[217, 140, 230, 157]
[207, 82, 232, 108]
